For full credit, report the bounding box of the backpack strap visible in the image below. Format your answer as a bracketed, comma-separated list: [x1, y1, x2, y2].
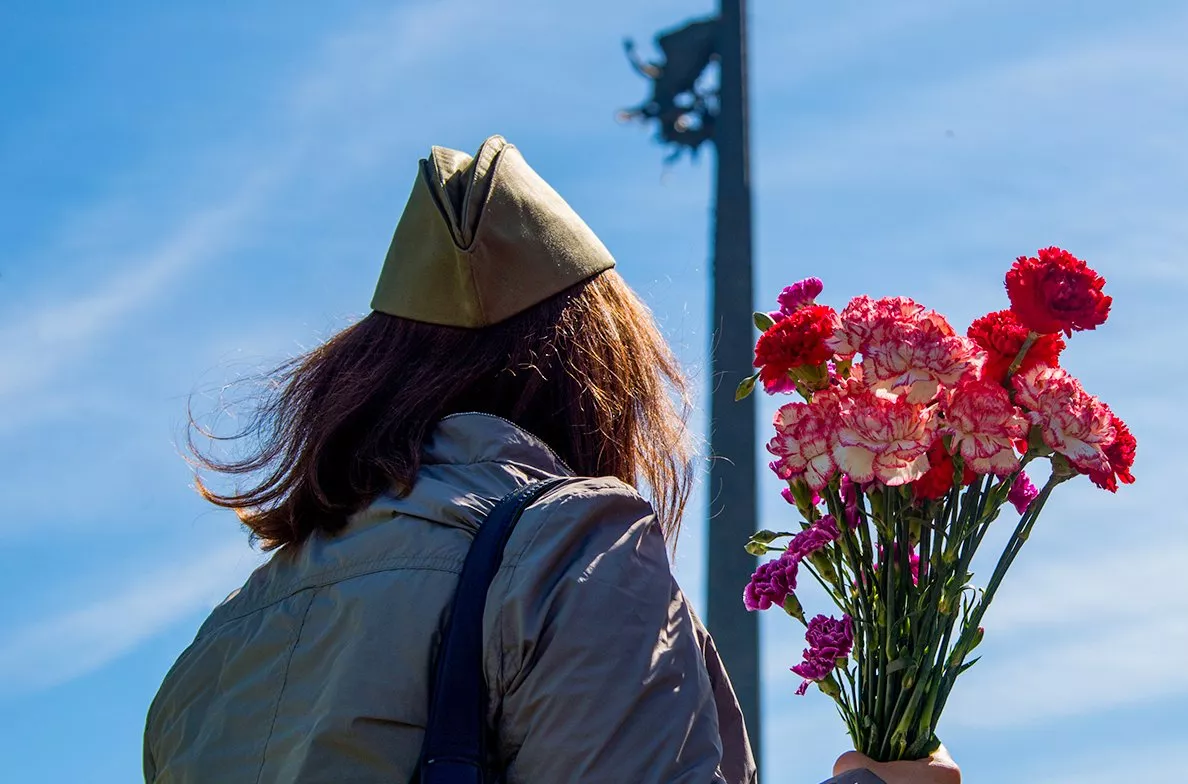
[419, 477, 573, 784]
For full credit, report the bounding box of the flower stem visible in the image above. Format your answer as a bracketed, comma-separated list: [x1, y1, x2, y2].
[1005, 331, 1039, 378]
[931, 477, 1060, 721]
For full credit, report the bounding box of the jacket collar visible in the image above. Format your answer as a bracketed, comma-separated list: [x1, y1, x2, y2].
[350, 413, 572, 534]
[423, 413, 572, 473]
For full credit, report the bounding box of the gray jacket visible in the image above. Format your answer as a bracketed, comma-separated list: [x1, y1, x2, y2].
[144, 413, 757, 783]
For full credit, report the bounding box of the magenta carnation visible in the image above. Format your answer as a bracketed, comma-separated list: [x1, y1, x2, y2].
[840, 475, 861, 528]
[771, 277, 825, 320]
[1008, 470, 1039, 514]
[743, 553, 800, 611]
[787, 516, 841, 561]
[792, 614, 854, 695]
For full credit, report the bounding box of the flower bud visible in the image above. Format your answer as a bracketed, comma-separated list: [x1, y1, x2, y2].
[817, 674, 842, 699]
[947, 626, 985, 669]
[746, 529, 792, 556]
[1050, 453, 1079, 481]
[782, 593, 807, 624]
[793, 362, 830, 392]
[808, 552, 839, 584]
[787, 480, 818, 518]
[1027, 424, 1053, 456]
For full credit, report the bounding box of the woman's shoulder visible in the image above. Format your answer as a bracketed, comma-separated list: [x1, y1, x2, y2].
[500, 475, 661, 571]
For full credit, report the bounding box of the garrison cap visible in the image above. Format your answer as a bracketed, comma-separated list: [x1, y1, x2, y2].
[371, 135, 616, 327]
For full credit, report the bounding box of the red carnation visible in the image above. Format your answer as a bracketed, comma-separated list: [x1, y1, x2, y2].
[967, 309, 1065, 383]
[913, 439, 976, 501]
[1089, 410, 1137, 493]
[1005, 247, 1112, 336]
[754, 304, 837, 393]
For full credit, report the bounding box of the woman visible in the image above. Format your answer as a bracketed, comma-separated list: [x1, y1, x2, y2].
[143, 136, 958, 783]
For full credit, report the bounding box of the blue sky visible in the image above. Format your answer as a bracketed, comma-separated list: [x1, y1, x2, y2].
[2, 1, 1186, 781]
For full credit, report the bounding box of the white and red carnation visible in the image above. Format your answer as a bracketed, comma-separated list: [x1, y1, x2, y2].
[833, 389, 936, 486]
[864, 319, 985, 404]
[942, 379, 1029, 476]
[768, 401, 840, 491]
[828, 296, 940, 358]
[1012, 366, 1115, 475]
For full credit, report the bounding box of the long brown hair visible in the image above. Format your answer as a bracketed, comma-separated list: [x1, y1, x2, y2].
[190, 270, 693, 549]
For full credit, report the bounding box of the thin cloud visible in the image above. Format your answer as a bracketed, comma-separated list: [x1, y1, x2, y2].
[0, 542, 262, 695]
[0, 0, 496, 424]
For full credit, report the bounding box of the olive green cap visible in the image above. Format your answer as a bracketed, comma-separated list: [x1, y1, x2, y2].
[371, 135, 616, 327]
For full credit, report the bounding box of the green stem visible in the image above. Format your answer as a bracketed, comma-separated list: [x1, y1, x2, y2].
[931, 478, 1059, 723]
[1005, 332, 1039, 378]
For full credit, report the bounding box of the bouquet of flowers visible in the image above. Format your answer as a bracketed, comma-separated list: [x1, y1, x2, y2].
[737, 248, 1136, 762]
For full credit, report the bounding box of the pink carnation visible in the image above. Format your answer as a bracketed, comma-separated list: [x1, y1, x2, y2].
[864, 319, 985, 404]
[1012, 366, 1115, 475]
[768, 401, 839, 491]
[833, 389, 936, 486]
[827, 295, 953, 359]
[942, 379, 1029, 476]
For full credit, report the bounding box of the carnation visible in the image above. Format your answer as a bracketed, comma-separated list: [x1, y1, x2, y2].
[793, 614, 854, 695]
[1089, 409, 1137, 493]
[768, 400, 839, 491]
[912, 439, 976, 501]
[754, 304, 837, 393]
[770, 277, 825, 320]
[864, 319, 985, 403]
[828, 295, 951, 359]
[943, 379, 1029, 476]
[788, 516, 841, 560]
[1006, 247, 1112, 335]
[743, 552, 801, 611]
[967, 309, 1065, 383]
[834, 389, 936, 486]
[1012, 366, 1115, 475]
[1008, 470, 1039, 514]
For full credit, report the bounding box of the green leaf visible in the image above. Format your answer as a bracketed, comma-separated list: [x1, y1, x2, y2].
[735, 373, 758, 401]
[753, 311, 776, 332]
[886, 656, 913, 675]
[958, 656, 982, 674]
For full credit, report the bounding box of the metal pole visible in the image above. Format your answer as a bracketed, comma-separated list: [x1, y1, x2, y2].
[708, 0, 760, 765]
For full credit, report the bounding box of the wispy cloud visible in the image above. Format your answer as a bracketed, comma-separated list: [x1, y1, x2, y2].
[0, 179, 272, 405]
[0, 0, 502, 428]
[1031, 739, 1188, 784]
[984, 540, 1188, 635]
[0, 542, 263, 695]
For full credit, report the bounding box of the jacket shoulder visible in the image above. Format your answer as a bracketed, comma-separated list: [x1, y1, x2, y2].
[500, 475, 658, 566]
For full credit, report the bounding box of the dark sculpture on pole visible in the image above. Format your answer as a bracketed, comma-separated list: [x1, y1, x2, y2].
[619, 18, 720, 161]
[621, 1, 761, 765]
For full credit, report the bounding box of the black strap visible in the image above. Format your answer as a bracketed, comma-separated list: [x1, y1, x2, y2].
[419, 477, 571, 784]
